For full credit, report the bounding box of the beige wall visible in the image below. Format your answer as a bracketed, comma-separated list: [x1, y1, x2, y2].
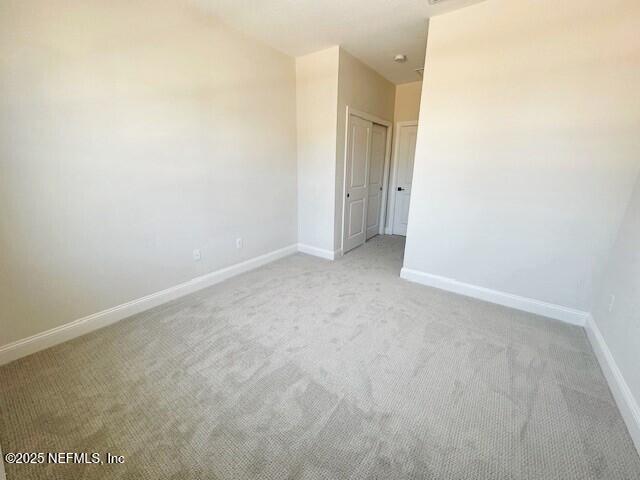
[0, 0, 298, 346]
[296, 47, 340, 252]
[334, 49, 396, 251]
[394, 81, 423, 123]
[404, 0, 640, 311]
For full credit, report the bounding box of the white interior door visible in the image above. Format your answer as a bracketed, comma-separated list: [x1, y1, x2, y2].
[393, 125, 418, 236]
[366, 123, 387, 240]
[343, 115, 372, 253]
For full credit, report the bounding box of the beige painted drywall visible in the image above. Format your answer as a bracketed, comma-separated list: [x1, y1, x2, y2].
[403, 0, 640, 311]
[593, 170, 640, 422]
[296, 47, 340, 253]
[0, 0, 297, 347]
[334, 49, 396, 251]
[394, 81, 423, 123]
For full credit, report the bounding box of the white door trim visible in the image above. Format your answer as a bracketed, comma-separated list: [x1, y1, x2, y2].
[341, 106, 393, 253]
[386, 121, 418, 235]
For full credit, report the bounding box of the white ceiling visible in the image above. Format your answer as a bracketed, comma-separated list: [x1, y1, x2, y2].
[192, 0, 484, 84]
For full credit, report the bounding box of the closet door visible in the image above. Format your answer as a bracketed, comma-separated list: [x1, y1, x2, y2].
[366, 123, 387, 239]
[343, 114, 372, 253]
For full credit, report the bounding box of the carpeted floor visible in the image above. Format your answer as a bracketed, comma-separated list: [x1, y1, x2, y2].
[1, 235, 639, 479]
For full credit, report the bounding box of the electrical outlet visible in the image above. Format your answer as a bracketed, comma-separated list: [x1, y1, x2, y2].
[236, 238, 243, 249]
[608, 294, 616, 312]
[192, 249, 201, 261]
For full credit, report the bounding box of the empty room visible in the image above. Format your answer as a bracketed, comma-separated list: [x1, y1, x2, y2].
[1, 0, 639, 478]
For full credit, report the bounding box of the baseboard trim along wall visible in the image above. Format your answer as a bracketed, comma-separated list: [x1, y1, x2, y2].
[0, 244, 298, 366]
[585, 315, 640, 454]
[400, 268, 589, 326]
[297, 243, 341, 260]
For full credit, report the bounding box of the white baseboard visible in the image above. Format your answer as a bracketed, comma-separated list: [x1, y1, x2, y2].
[0, 244, 298, 366]
[400, 268, 589, 326]
[297, 243, 339, 260]
[585, 315, 640, 454]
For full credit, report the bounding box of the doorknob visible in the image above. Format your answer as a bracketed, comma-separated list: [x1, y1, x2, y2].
[397, 187, 405, 191]
[347, 193, 350, 198]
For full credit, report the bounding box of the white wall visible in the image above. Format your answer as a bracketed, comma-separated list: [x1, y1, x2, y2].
[592, 171, 640, 437]
[394, 81, 423, 123]
[403, 0, 640, 312]
[0, 0, 298, 347]
[335, 49, 396, 251]
[296, 47, 340, 253]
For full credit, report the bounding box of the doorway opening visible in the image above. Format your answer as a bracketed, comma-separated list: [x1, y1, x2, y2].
[387, 121, 418, 237]
[341, 110, 418, 259]
[342, 110, 391, 254]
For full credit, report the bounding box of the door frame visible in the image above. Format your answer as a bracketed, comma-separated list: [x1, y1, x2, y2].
[385, 120, 418, 235]
[341, 106, 393, 254]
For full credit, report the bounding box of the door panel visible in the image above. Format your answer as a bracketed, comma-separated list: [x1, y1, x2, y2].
[393, 125, 418, 236]
[343, 115, 371, 253]
[349, 200, 365, 236]
[366, 124, 387, 239]
[395, 193, 411, 232]
[350, 131, 368, 188]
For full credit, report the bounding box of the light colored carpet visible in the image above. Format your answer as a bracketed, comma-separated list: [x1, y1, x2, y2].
[1, 235, 639, 479]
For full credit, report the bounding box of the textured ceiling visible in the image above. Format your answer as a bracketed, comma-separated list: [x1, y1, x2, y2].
[192, 0, 485, 84]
